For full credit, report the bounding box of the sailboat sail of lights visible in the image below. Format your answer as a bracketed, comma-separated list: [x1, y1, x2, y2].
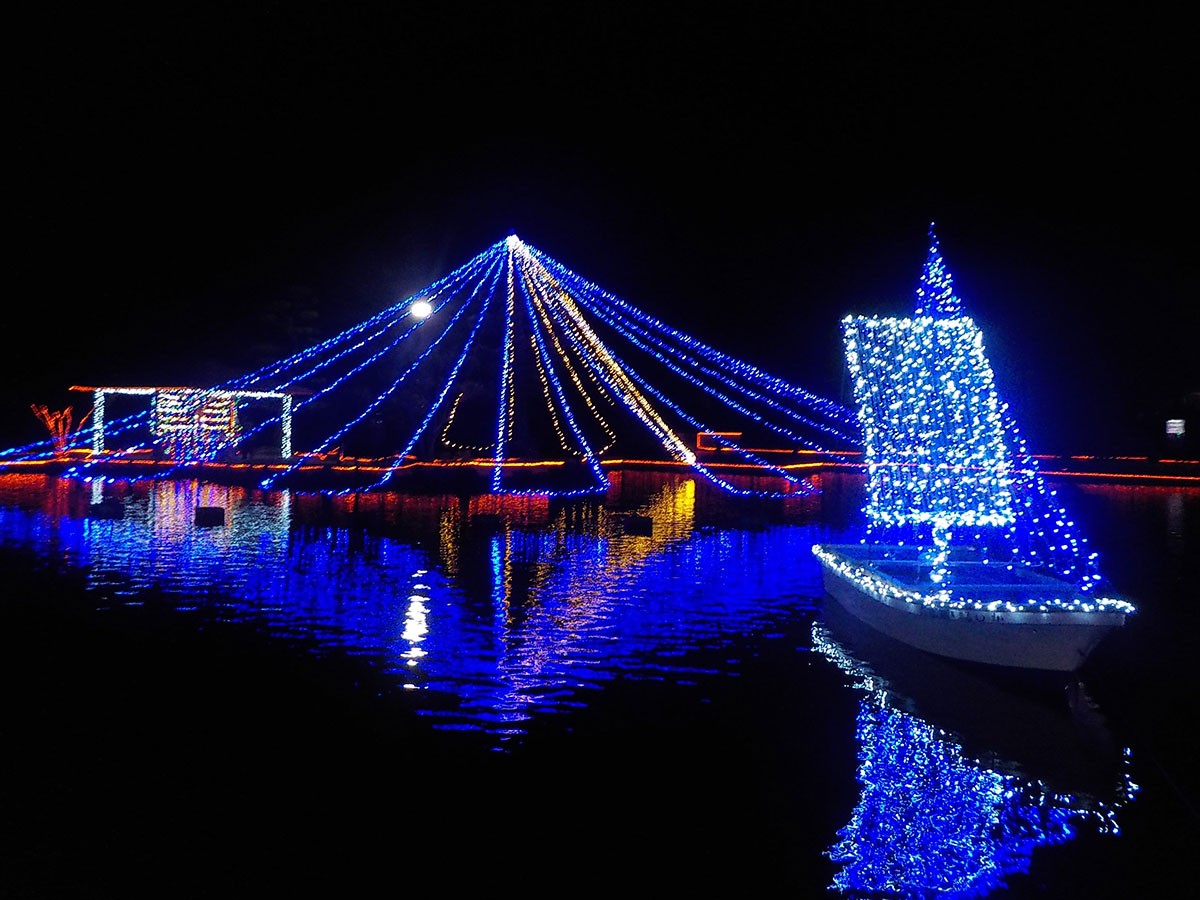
[2, 234, 859, 499]
[811, 225, 1135, 673]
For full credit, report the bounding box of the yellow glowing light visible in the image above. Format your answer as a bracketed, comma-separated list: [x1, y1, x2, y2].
[410, 299, 433, 320]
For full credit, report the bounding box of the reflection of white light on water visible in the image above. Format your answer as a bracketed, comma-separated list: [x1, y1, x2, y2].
[401, 569, 431, 666]
[402, 595, 429, 660]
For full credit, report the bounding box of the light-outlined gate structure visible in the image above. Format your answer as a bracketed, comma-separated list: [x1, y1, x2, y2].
[70, 386, 295, 461]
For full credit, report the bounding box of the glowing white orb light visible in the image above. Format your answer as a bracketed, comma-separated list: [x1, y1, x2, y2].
[410, 299, 433, 320]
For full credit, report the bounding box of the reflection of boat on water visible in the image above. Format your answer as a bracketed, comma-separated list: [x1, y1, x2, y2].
[812, 227, 1135, 674]
[815, 597, 1130, 797]
[812, 603, 1138, 899]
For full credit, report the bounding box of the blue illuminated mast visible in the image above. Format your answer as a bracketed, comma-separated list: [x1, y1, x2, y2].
[843, 224, 1016, 579]
[913, 223, 963, 317]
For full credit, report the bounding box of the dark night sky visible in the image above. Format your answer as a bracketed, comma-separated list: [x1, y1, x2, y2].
[7, 5, 1198, 456]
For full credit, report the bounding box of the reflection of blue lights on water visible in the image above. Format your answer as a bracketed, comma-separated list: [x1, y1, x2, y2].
[834, 702, 1074, 898]
[0, 474, 827, 740]
[812, 622, 1137, 899]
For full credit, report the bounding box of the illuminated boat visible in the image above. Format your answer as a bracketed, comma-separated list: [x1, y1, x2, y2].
[812, 542, 1133, 673]
[811, 227, 1135, 674]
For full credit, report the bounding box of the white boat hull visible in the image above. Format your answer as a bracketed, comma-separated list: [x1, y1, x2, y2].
[813, 545, 1129, 673]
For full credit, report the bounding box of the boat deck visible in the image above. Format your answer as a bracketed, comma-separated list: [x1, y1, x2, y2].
[833, 544, 1077, 584]
[814, 543, 1136, 613]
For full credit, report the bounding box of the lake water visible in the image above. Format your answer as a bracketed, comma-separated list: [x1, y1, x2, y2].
[1, 468, 1196, 898]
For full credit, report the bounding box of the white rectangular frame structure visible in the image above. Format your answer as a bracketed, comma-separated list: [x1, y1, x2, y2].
[71, 386, 294, 460]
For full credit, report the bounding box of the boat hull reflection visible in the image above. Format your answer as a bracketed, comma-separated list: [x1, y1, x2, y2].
[813, 600, 1137, 899]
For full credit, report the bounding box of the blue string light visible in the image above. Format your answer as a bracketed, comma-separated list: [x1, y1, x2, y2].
[9, 234, 867, 499]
